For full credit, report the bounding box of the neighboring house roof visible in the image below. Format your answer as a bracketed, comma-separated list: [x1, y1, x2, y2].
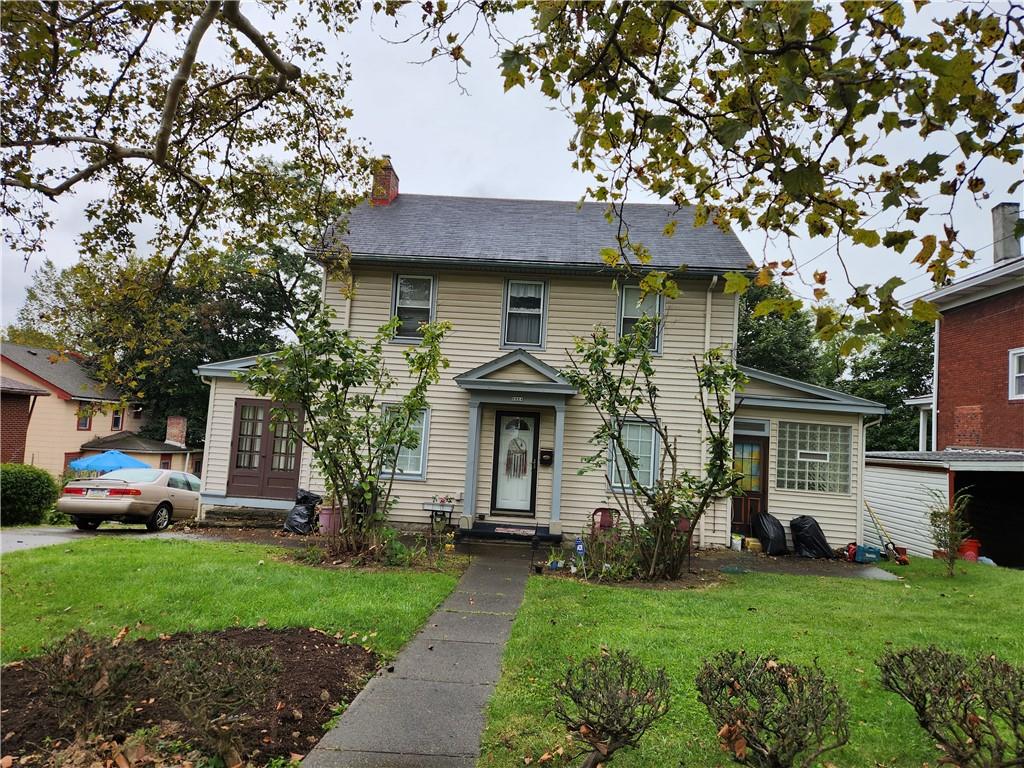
[194, 353, 275, 379]
[79, 431, 193, 454]
[0, 375, 50, 397]
[1, 343, 120, 401]
[919, 256, 1024, 311]
[867, 450, 1024, 472]
[330, 194, 753, 276]
[904, 394, 933, 408]
[737, 366, 888, 416]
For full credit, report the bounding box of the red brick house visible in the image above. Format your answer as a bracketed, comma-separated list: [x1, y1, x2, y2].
[0, 375, 50, 463]
[865, 202, 1024, 567]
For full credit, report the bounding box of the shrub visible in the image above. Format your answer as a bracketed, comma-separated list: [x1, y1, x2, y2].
[878, 646, 1024, 768]
[553, 649, 670, 767]
[576, 526, 641, 581]
[0, 463, 59, 525]
[927, 487, 972, 576]
[696, 650, 849, 768]
[37, 629, 143, 739]
[156, 636, 279, 765]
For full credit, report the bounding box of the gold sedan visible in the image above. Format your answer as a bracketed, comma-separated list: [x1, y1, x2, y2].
[58, 468, 201, 532]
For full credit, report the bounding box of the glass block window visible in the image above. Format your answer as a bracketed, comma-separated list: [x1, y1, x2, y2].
[234, 404, 264, 469]
[387, 408, 428, 477]
[393, 275, 434, 339]
[503, 280, 546, 346]
[609, 421, 657, 490]
[270, 413, 298, 472]
[619, 285, 662, 350]
[777, 422, 851, 493]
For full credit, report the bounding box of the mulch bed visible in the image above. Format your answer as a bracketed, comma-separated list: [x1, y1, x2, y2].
[1, 628, 378, 766]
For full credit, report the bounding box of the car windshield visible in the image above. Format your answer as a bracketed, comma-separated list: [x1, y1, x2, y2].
[99, 469, 162, 483]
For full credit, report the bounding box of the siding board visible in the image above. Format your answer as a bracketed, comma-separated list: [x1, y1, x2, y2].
[863, 464, 946, 556]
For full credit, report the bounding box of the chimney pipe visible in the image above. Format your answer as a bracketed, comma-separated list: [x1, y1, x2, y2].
[371, 155, 399, 206]
[992, 202, 1021, 264]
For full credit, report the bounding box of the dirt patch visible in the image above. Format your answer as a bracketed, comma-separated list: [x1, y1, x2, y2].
[1, 628, 378, 766]
[175, 525, 315, 549]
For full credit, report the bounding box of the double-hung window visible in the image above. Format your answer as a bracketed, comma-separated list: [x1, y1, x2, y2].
[776, 421, 852, 493]
[385, 407, 429, 479]
[1010, 347, 1024, 400]
[503, 280, 546, 347]
[618, 285, 663, 351]
[608, 421, 658, 490]
[111, 408, 124, 431]
[76, 405, 92, 431]
[392, 275, 434, 340]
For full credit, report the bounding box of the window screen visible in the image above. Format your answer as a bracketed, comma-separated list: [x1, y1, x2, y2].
[394, 275, 433, 338]
[619, 286, 662, 350]
[504, 280, 545, 346]
[609, 421, 657, 489]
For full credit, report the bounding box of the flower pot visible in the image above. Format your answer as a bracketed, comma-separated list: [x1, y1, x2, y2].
[958, 538, 981, 559]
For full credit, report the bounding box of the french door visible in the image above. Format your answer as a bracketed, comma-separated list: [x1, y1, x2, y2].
[226, 399, 302, 500]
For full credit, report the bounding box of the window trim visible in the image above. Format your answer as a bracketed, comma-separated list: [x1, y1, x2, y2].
[110, 408, 124, 431]
[617, 284, 664, 354]
[607, 419, 659, 493]
[797, 449, 830, 463]
[734, 418, 770, 436]
[391, 273, 437, 342]
[776, 420, 853, 496]
[76, 405, 92, 431]
[382, 406, 430, 481]
[1009, 347, 1024, 401]
[501, 278, 548, 350]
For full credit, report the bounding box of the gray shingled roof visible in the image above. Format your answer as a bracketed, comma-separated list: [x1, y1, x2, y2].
[0, 374, 50, 396]
[868, 450, 1024, 463]
[80, 431, 191, 453]
[1, 343, 120, 401]
[333, 194, 753, 274]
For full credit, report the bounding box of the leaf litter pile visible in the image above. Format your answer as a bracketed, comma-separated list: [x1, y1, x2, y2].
[1, 627, 377, 766]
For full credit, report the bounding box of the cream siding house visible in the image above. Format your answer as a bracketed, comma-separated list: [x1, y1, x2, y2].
[197, 164, 885, 548]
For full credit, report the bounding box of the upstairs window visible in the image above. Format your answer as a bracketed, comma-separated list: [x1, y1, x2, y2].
[777, 422, 852, 494]
[76, 406, 92, 431]
[1010, 348, 1024, 401]
[503, 280, 546, 347]
[111, 408, 124, 431]
[618, 285, 663, 351]
[393, 275, 434, 340]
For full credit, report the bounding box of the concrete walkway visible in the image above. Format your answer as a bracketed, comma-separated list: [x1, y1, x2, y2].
[303, 543, 532, 768]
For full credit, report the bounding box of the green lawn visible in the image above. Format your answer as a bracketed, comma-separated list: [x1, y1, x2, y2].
[1, 537, 458, 661]
[481, 557, 1024, 768]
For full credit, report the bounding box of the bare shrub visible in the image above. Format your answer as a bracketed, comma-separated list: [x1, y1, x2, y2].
[553, 649, 670, 767]
[37, 629, 142, 739]
[156, 637, 280, 765]
[878, 646, 1024, 768]
[696, 650, 849, 768]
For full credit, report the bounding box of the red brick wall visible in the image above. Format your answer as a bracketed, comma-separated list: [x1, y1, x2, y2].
[1, 393, 32, 463]
[937, 286, 1024, 450]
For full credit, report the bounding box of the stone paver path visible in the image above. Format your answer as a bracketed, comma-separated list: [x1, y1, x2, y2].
[303, 543, 532, 767]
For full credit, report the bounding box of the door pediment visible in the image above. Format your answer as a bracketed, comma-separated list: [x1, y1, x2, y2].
[455, 349, 576, 395]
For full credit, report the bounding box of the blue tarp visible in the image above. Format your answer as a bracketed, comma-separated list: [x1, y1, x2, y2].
[69, 450, 150, 472]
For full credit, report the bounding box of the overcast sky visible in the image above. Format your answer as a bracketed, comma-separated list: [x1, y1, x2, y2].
[2, 3, 1021, 326]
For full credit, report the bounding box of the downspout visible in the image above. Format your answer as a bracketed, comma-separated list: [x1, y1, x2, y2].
[699, 275, 719, 547]
[931, 319, 939, 451]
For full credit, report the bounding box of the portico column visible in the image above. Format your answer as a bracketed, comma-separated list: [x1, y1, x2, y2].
[461, 400, 482, 529]
[918, 408, 929, 451]
[549, 402, 565, 535]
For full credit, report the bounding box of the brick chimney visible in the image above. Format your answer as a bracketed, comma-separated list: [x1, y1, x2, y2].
[992, 201, 1021, 264]
[165, 415, 187, 448]
[370, 155, 399, 206]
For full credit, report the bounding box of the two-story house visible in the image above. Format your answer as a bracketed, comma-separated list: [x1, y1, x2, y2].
[864, 202, 1024, 566]
[197, 160, 885, 548]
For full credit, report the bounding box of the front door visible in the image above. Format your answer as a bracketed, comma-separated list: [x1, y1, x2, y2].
[491, 411, 539, 516]
[732, 436, 768, 536]
[226, 399, 302, 500]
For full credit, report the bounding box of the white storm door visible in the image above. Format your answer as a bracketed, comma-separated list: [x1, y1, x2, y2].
[492, 413, 537, 514]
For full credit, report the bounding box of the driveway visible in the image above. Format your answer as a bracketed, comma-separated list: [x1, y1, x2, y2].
[0, 526, 181, 554]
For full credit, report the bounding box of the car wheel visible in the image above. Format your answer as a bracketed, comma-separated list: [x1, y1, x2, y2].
[146, 504, 172, 532]
[73, 517, 102, 531]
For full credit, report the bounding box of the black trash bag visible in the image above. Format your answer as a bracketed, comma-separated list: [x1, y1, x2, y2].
[790, 515, 834, 559]
[752, 512, 788, 556]
[283, 488, 323, 535]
